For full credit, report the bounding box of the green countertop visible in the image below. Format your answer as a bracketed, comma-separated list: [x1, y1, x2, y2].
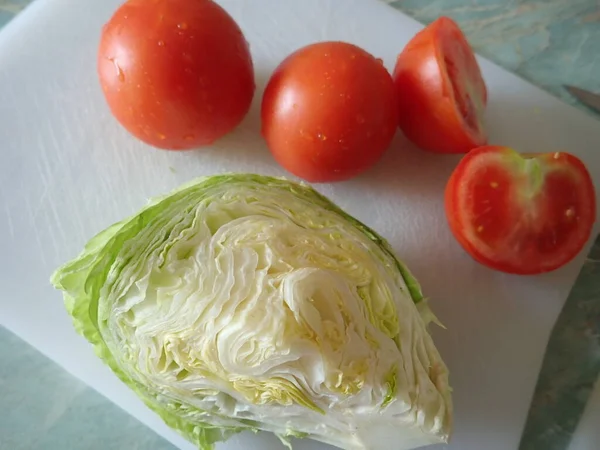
[0, 1, 598, 450]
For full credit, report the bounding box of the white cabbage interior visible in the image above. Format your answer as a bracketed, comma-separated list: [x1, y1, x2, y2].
[98, 181, 451, 450]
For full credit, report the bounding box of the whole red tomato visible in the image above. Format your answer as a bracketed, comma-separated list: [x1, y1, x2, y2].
[98, 0, 255, 150]
[445, 146, 596, 274]
[393, 17, 487, 154]
[261, 42, 398, 182]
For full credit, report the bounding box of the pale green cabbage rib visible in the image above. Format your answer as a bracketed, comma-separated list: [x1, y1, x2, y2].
[51, 174, 452, 450]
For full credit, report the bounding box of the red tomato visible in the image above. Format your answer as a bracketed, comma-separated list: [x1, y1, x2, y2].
[393, 17, 487, 154]
[445, 146, 596, 275]
[98, 0, 255, 150]
[261, 42, 398, 182]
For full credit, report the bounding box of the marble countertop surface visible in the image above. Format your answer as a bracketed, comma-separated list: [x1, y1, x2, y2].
[0, 1, 598, 450]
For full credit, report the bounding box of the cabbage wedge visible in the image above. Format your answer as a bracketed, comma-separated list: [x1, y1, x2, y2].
[51, 174, 452, 450]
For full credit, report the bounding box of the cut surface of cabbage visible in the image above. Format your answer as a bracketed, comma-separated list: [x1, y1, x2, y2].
[51, 174, 452, 450]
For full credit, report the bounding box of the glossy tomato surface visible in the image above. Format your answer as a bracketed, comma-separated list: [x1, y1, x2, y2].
[393, 17, 487, 154]
[261, 41, 398, 182]
[98, 0, 255, 150]
[445, 146, 596, 275]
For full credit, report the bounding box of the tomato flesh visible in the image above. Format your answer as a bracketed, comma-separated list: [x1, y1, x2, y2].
[393, 17, 487, 154]
[98, 0, 255, 150]
[261, 41, 398, 182]
[446, 146, 596, 274]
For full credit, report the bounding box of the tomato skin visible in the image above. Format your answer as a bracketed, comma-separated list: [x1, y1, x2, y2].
[393, 17, 487, 154]
[98, 0, 255, 150]
[261, 42, 398, 183]
[445, 146, 596, 275]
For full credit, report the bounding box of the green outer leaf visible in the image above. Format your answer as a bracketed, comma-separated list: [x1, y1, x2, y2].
[50, 173, 435, 449]
[50, 176, 250, 448]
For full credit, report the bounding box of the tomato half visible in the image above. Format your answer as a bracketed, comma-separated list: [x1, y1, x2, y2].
[261, 42, 398, 182]
[98, 0, 255, 150]
[393, 17, 487, 154]
[445, 146, 596, 275]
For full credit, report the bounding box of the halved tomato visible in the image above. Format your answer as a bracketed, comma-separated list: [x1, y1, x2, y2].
[445, 146, 596, 274]
[393, 17, 487, 153]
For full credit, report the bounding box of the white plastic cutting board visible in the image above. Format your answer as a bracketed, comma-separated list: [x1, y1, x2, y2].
[1, 0, 599, 449]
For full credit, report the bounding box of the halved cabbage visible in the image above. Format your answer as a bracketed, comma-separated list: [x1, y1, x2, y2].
[51, 174, 452, 450]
